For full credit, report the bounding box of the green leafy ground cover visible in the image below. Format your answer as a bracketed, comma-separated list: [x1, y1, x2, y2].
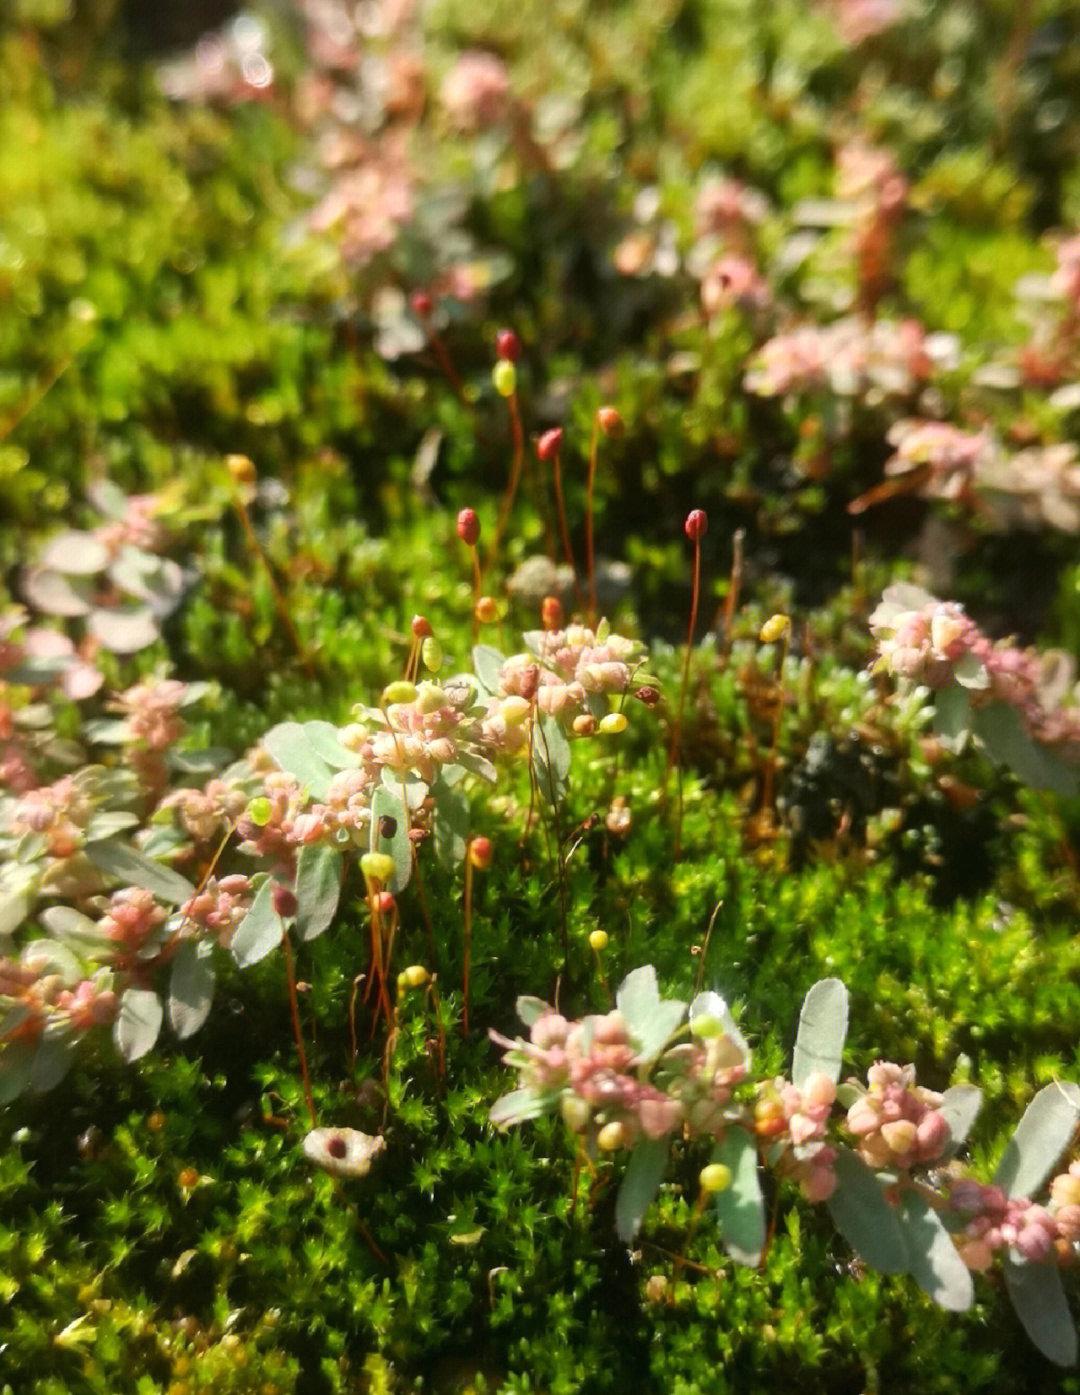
[5, 1, 1080, 1391]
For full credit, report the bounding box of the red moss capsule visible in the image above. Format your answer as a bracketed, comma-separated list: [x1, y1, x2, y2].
[456, 508, 480, 547]
[684, 509, 708, 542]
[536, 428, 564, 462]
[495, 328, 521, 362]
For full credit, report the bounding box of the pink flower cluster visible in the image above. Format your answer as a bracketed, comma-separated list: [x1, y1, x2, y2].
[8, 776, 91, 857]
[504, 623, 644, 718]
[178, 874, 254, 950]
[439, 51, 510, 132]
[111, 679, 189, 794]
[949, 1179, 1066, 1270]
[822, 0, 908, 43]
[100, 887, 167, 957]
[870, 583, 1080, 760]
[755, 1073, 839, 1201]
[491, 1001, 749, 1149]
[845, 1061, 950, 1169]
[883, 419, 998, 502]
[0, 954, 115, 1042]
[745, 315, 931, 403]
[95, 494, 168, 557]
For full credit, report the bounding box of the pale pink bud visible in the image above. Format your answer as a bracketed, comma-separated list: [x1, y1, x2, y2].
[803, 1072, 837, 1110]
[639, 1095, 682, 1140]
[1016, 1224, 1054, 1263]
[915, 1110, 950, 1159]
[846, 1098, 881, 1136]
[880, 1119, 918, 1157]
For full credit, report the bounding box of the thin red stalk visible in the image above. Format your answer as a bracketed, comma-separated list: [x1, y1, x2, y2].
[282, 934, 316, 1128]
[486, 392, 525, 577]
[551, 445, 584, 611]
[668, 538, 702, 856]
[235, 498, 314, 676]
[585, 416, 600, 625]
[427, 327, 467, 403]
[462, 857, 473, 1038]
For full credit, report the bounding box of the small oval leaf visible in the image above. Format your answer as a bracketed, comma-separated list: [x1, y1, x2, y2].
[1003, 1256, 1079, 1367]
[897, 1190, 973, 1312]
[994, 1081, 1080, 1199]
[168, 939, 216, 1039]
[713, 1126, 766, 1267]
[826, 1149, 909, 1274]
[294, 844, 342, 942]
[114, 988, 163, 1062]
[615, 1137, 669, 1243]
[231, 878, 285, 968]
[792, 978, 849, 1088]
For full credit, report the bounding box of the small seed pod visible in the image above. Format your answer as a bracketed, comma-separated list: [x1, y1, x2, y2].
[759, 613, 790, 644]
[456, 508, 480, 547]
[684, 509, 708, 542]
[573, 713, 597, 736]
[475, 595, 499, 624]
[468, 836, 493, 871]
[598, 712, 628, 735]
[492, 360, 517, 397]
[495, 328, 521, 362]
[360, 851, 396, 884]
[271, 884, 298, 919]
[226, 453, 257, 487]
[634, 685, 660, 708]
[699, 1162, 732, 1194]
[536, 427, 563, 462]
[597, 406, 625, 438]
[541, 595, 563, 631]
[378, 815, 398, 840]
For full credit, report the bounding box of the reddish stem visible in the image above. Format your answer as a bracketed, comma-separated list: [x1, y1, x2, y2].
[551, 443, 584, 611]
[282, 934, 316, 1128]
[585, 415, 600, 625]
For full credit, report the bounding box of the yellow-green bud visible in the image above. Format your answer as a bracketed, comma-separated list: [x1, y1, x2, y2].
[492, 360, 517, 397]
[588, 929, 609, 952]
[398, 964, 429, 990]
[690, 1014, 722, 1039]
[415, 682, 447, 714]
[598, 712, 628, 735]
[421, 636, 443, 672]
[699, 1163, 732, 1194]
[381, 680, 418, 706]
[247, 796, 272, 827]
[360, 852, 396, 884]
[501, 696, 531, 726]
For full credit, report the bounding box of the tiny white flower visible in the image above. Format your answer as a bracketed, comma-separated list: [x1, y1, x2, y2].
[302, 1127, 385, 1179]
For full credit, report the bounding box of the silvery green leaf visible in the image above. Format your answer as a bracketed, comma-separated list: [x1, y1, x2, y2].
[972, 702, 1080, 797]
[533, 714, 570, 804]
[231, 878, 284, 968]
[994, 1081, 1080, 1199]
[792, 978, 848, 1088]
[168, 748, 231, 776]
[0, 888, 31, 937]
[303, 721, 361, 770]
[826, 1150, 908, 1274]
[933, 685, 971, 753]
[433, 775, 470, 869]
[39, 906, 105, 952]
[380, 766, 428, 810]
[1004, 1256, 1078, 1367]
[952, 652, 990, 690]
[294, 844, 342, 942]
[0, 1042, 33, 1103]
[938, 1084, 982, 1157]
[616, 966, 686, 1062]
[897, 1190, 973, 1311]
[40, 531, 108, 574]
[87, 604, 160, 654]
[20, 938, 83, 982]
[515, 996, 551, 1028]
[30, 1034, 77, 1094]
[22, 566, 94, 616]
[713, 1126, 766, 1266]
[114, 988, 163, 1062]
[615, 1138, 669, 1242]
[168, 939, 216, 1039]
[85, 839, 194, 904]
[471, 645, 505, 698]
[369, 787, 411, 894]
[261, 722, 335, 800]
[489, 1088, 550, 1127]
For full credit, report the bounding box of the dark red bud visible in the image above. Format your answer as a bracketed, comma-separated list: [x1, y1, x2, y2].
[495, 328, 521, 362]
[684, 509, 708, 542]
[411, 614, 433, 638]
[597, 406, 625, 438]
[375, 891, 396, 915]
[456, 508, 480, 547]
[411, 291, 434, 319]
[536, 428, 564, 462]
[272, 884, 298, 919]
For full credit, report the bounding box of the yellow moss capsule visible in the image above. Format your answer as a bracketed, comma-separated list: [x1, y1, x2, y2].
[399, 964, 429, 989]
[699, 1162, 732, 1194]
[597, 1121, 625, 1151]
[598, 712, 628, 735]
[421, 636, 443, 672]
[475, 595, 499, 624]
[759, 614, 790, 644]
[492, 360, 517, 397]
[381, 680, 418, 706]
[360, 852, 396, 884]
[588, 929, 609, 952]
